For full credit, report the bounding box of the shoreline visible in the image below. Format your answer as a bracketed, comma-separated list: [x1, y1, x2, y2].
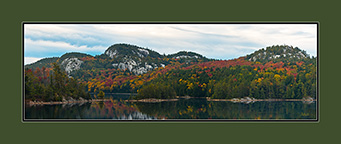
[206, 97, 316, 102]
[26, 99, 110, 106]
[175, 96, 206, 99]
[125, 98, 179, 103]
[89, 93, 138, 95]
[25, 97, 316, 105]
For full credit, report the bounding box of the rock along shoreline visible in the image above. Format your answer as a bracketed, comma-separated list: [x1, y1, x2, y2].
[26, 99, 110, 106]
[206, 97, 316, 102]
[125, 98, 179, 103]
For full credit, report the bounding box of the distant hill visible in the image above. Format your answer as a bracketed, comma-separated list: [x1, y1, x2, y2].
[167, 51, 209, 64]
[25, 43, 207, 75]
[246, 45, 311, 63]
[104, 43, 161, 59]
[59, 52, 93, 61]
[101, 44, 167, 75]
[25, 57, 59, 70]
[167, 51, 204, 59]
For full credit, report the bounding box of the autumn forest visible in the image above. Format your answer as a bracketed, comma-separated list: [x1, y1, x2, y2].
[24, 44, 317, 101]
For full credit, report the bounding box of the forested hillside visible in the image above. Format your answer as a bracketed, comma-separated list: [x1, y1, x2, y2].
[24, 44, 317, 101]
[25, 63, 90, 101]
[137, 57, 316, 99]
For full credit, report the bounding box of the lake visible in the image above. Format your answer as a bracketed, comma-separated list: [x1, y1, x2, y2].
[25, 94, 317, 120]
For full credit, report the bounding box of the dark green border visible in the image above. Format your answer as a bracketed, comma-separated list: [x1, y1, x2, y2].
[22, 21, 319, 122]
[2, 0, 339, 143]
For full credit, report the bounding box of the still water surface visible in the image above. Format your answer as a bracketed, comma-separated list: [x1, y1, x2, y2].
[25, 94, 316, 120]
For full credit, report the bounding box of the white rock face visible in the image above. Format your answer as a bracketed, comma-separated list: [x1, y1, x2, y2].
[111, 57, 160, 75]
[173, 55, 199, 59]
[132, 67, 148, 75]
[269, 55, 281, 59]
[138, 48, 149, 56]
[249, 56, 257, 61]
[298, 51, 306, 57]
[105, 49, 118, 58]
[248, 45, 309, 62]
[136, 52, 144, 58]
[61, 58, 83, 74]
[117, 58, 137, 72]
[249, 51, 308, 62]
[145, 64, 153, 70]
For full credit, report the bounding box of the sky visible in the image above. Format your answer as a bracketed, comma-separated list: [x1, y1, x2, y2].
[24, 24, 317, 65]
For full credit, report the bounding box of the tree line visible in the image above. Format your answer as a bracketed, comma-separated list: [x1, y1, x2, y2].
[25, 63, 90, 101]
[135, 58, 316, 99]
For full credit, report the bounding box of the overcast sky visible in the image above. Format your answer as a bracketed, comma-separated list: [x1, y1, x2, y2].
[24, 24, 317, 65]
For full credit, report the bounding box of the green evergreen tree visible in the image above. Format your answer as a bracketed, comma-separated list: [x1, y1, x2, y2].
[98, 90, 105, 99]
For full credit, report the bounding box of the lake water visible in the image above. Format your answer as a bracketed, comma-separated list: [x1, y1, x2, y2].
[25, 94, 317, 120]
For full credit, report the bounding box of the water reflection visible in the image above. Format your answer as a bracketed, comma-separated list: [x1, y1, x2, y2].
[25, 98, 316, 120]
[134, 99, 316, 119]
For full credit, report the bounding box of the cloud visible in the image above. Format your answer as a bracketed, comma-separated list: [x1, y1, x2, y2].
[24, 24, 317, 60]
[169, 26, 237, 39]
[25, 24, 112, 48]
[24, 38, 107, 57]
[24, 57, 43, 65]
